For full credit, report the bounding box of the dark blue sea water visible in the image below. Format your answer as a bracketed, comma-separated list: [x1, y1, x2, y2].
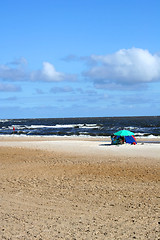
[0, 116, 160, 137]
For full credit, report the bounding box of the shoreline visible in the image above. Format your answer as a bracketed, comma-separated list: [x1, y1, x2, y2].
[0, 134, 160, 141]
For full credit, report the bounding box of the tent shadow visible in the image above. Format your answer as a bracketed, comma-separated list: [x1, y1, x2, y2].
[99, 143, 112, 147]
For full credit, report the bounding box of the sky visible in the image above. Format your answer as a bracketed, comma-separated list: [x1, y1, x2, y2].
[0, 0, 160, 119]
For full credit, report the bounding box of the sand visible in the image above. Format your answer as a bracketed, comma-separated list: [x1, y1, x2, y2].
[0, 137, 160, 240]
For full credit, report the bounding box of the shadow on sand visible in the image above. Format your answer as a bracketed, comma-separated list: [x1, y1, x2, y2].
[99, 143, 112, 147]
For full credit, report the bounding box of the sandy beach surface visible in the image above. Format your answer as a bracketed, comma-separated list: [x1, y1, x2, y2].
[0, 136, 160, 240]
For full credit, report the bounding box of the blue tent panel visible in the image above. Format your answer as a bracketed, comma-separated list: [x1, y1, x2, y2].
[125, 136, 137, 144]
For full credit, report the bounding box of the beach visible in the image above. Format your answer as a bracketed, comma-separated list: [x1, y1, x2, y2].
[0, 137, 160, 239]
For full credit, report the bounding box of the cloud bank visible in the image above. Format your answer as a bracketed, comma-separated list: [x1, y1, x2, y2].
[1, 48, 160, 92]
[0, 60, 74, 82]
[84, 48, 160, 88]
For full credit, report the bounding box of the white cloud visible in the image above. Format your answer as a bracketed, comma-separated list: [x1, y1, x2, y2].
[0, 61, 69, 82]
[39, 62, 77, 82]
[41, 62, 65, 82]
[85, 48, 160, 88]
[31, 62, 74, 82]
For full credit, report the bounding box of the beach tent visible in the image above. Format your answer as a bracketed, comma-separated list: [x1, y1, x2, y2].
[114, 130, 135, 136]
[113, 130, 137, 145]
[124, 135, 137, 145]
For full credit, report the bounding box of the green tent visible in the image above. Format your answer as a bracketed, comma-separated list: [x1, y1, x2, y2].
[114, 130, 135, 136]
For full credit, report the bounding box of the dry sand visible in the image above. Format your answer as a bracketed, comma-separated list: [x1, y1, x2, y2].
[0, 137, 160, 239]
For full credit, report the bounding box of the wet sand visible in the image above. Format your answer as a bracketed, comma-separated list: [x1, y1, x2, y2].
[0, 137, 160, 239]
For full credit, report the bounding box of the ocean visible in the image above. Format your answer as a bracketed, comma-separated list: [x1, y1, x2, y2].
[0, 116, 160, 137]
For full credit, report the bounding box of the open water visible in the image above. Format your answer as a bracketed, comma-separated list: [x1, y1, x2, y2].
[0, 116, 160, 137]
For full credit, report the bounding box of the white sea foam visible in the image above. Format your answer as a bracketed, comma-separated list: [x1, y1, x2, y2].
[28, 125, 54, 129]
[125, 126, 138, 130]
[0, 119, 9, 123]
[26, 124, 100, 129]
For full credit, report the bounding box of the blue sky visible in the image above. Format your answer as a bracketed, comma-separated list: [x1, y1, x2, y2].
[0, 0, 160, 119]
